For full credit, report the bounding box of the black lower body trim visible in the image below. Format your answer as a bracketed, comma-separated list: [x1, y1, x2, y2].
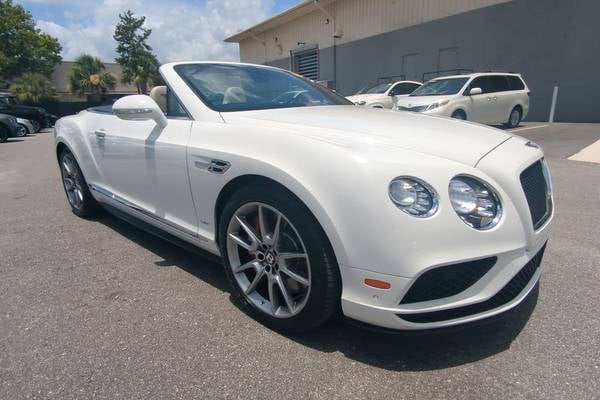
[397, 243, 546, 324]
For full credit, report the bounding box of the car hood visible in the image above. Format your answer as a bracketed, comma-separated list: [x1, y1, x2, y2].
[395, 95, 450, 107]
[221, 106, 511, 167]
[7, 104, 44, 114]
[346, 93, 385, 103]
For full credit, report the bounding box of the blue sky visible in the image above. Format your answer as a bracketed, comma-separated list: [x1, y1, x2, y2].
[15, 0, 303, 62]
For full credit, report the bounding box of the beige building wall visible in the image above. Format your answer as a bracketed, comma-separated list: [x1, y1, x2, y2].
[237, 0, 511, 64]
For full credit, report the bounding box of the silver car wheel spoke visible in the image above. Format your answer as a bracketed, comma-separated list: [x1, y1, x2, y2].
[245, 267, 265, 295]
[275, 275, 295, 314]
[235, 215, 261, 249]
[228, 233, 253, 251]
[269, 214, 281, 248]
[233, 259, 259, 274]
[279, 264, 309, 286]
[226, 202, 311, 318]
[267, 277, 279, 314]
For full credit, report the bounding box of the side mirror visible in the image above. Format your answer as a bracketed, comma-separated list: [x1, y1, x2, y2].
[468, 87, 483, 96]
[112, 95, 167, 129]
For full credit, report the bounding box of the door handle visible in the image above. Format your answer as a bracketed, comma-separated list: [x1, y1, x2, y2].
[94, 129, 106, 138]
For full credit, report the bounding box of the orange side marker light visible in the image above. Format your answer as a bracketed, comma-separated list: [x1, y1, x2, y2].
[364, 278, 391, 290]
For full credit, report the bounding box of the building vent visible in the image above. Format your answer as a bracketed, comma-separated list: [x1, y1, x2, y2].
[292, 46, 319, 81]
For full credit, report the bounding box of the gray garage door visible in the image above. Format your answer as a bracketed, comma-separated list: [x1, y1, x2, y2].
[292, 46, 319, 81]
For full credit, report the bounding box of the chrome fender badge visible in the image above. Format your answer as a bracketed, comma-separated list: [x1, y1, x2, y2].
[525, 141, 540, 149]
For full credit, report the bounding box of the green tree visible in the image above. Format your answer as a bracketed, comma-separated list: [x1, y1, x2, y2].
[114, 10, 160, 95]
[0, 0, 62, 79]
[10, 73, 56, 104]
[68, 54, 116, 97]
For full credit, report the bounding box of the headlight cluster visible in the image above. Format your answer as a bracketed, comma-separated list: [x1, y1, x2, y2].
[426, 99, 449, 111]
[449, 176, 502, 230]
[389, 177, 438, 217]
[388, 175, 502, 230]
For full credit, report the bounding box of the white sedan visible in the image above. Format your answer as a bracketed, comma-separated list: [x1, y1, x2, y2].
[54, 62, 553, 333]
[346, 80, 422, 109]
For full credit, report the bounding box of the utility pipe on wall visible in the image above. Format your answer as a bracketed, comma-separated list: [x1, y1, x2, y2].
[549, 86, 559, 123]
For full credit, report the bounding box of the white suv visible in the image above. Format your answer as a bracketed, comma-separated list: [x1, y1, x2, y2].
[394, 73, 529, 128]
[346, 80, 422, 109]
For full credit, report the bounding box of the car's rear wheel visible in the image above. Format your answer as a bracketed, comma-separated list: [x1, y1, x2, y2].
[451, 110, 467, 120]
[0, 125, 8, 143]
[59, 149, 101, 217]
[505, 107, 522, 129]
[16, 124, 28, 137]
[32, 120, 41, 133]
[219, 185, 341, 333]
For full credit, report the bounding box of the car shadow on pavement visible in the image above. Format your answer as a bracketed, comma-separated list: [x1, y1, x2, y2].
[96, 211, 537, 372]
[96, 213, 231, 293]
[291, 286, 538, 371]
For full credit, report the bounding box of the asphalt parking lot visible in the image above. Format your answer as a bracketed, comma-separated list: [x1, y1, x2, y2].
[1, 123, 599, 399]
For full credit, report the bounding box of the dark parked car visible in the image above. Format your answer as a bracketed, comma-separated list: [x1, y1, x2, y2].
[0, 113, 19, 143]
[0, 93, 53, 131]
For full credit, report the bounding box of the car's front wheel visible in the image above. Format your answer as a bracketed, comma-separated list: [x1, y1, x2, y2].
[219, 184, 341, 333]
[505, 107, 522, 129]
[16, 124, 29, 137]
[59, 149, 101, 217]
[451, 110, 467, 120]
[0, 125, 8, 143]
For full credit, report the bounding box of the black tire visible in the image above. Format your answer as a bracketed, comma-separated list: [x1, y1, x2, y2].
[0, 125, 8, 143]
[32, 120, 41, 133]
[451, 110, 467, 120]
[59, 149, 101, 218]
[16, 124, 28, 137]
[504, 107, 522, 129]
[218, 184, 341, 333]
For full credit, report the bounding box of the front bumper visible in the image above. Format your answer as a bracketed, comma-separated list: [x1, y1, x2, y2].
[337, 137, 553, 330]
[340, 239, 547, 330]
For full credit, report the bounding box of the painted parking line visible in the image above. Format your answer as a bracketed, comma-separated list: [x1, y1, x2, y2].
[568, 139, 600, 164]
[509, 124, 549, 133]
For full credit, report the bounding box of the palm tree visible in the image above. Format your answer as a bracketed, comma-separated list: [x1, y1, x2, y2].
[10, 73, 56, 104]
[68, 55, 116, 97]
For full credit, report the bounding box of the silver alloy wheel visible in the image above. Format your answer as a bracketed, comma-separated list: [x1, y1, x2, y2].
[226, 202, 311, 318]
[16, 124, 28, 137]
[60, 153, 84, 210]
[510, 109, 520, 127]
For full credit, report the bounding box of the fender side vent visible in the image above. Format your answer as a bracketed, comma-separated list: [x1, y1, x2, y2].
[208, 160, 231, 174]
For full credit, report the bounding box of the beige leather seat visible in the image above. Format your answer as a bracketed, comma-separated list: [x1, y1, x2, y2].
[222, 87, 247, 104]
[149, 86, 167, 113]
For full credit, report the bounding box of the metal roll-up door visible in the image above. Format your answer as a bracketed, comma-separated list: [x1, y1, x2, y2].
[292, 46, 319, 81]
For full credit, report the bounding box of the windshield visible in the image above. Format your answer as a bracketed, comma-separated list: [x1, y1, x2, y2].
[175, 63, 352, 112]
[0, 96, 19, 105]
[410, 78, 469, 96]
[356, 82, 392, 95]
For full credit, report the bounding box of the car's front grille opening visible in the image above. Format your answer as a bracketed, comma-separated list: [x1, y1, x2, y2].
[399, 257, 497, 304]
[520, 160, 551, 230]
[397, 243, 546, 324]
[397, 105, 428, 112]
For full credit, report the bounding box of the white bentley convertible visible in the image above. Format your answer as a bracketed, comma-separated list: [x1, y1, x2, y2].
[55, 62, 553, 333]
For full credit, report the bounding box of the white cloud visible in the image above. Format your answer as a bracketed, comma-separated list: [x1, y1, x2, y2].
[34, 0, 274, 62]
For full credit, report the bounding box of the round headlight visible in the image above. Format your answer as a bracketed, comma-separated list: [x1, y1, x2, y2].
[449, 176, 502, 230]
[389, 177, 438, 217]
